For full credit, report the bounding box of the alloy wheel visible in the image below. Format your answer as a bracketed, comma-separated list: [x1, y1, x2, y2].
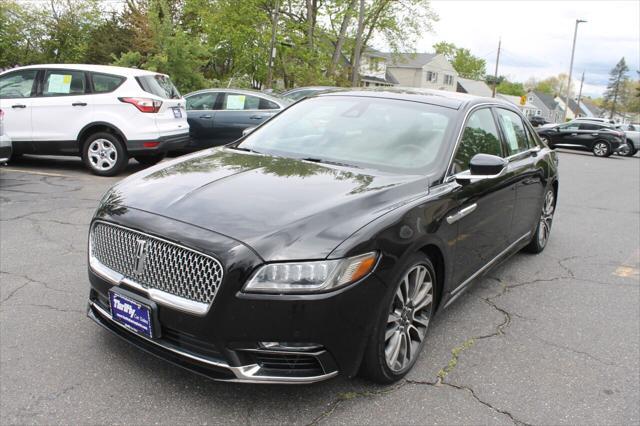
[384, 264, 433, 372]
[593, 142, 609, 157]
[88, 139, 118, 171]
[537, 190, 555, 248]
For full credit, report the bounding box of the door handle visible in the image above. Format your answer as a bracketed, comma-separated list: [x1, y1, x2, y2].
[199, 115, 213, 119]
[72, 102, 87, 106]
[591, 133, 599, 136]
[249, 115, 264, 119]
[570, 133, 577, 136]
[11, 104, 26, 108]
[446, 203, 478, 225]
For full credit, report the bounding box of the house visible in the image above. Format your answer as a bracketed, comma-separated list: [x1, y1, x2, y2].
[383, 53, 458, 91]
[526, 91, 564, 123]
[580, 98, 603, 118]
[497, 94, 538, 117]
[456, 77, 493, 97]
[358, 48, 399, 87]
[555, 96, 589, 120]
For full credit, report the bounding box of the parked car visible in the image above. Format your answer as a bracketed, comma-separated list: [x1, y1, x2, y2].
[615, 123, 639, 157]
[281, 86, 338, 101]
[536, 120, 624, 157]
[87, 89, 559, 384]
[183, 89, 291, 151]
[0, 64, 189, 176]
[528, 115, 549, 127]
[0, 108, 12, 164]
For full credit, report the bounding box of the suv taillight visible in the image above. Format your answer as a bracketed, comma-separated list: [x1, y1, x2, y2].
[119, 97, 162, 113]
[0, 109, 4, 121]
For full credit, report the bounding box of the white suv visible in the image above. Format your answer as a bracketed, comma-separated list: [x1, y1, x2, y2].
[0, 64, 189, 176]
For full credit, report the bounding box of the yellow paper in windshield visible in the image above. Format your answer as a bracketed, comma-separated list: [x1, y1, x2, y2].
[226, 95, 246, 110]
[47, 74, 72, 94]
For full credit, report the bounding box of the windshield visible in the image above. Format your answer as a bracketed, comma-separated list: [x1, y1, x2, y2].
[237, 96, 455, 173]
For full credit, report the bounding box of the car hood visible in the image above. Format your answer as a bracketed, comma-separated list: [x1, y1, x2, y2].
[107, 149, 428, 261]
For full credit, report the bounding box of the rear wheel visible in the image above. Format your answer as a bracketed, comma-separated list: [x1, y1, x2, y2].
[524, 188, 555, 253]
[135, 154, 165, 166]
[592, 141, 611, 157]
[360, 253, 436, 384]
[82, 132, 128, 176]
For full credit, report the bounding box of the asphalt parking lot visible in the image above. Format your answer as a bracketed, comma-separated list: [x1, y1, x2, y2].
[1, 150, 638, 425]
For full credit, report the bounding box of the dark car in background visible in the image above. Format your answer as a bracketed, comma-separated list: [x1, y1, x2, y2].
[281, 86, 338, 101]
[182, 89, 291, 151]
[87, 89, 558, 384]
[536, 120, 624, 157]
[529, 115, 549, 127]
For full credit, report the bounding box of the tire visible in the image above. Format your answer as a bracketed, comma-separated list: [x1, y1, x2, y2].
[135, 154, 165, 166]
[360, 253, 436, 384]
[623, 140, 637, 157]
[524, 188, 555, 254]
[592, 141, 611, 157]
[82, 132, 128, 176]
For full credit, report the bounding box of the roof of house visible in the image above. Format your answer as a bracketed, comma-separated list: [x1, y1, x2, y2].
[532, 91, 558, 110]
[580, 98, 602, 116]
[384, 53, 437, 68]
[456, 77, 493, 97]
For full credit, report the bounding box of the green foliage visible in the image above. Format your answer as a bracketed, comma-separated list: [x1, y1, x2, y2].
[602, 57, 630, 117]
[496, 80, 525, 96]
[433, 41, 486, 80]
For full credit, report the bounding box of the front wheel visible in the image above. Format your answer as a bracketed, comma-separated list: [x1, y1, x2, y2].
[623, 141, 637, 157]
[592, 141, 611, 157]
[524, 188, 555, 253]
[82, 132, 128, 176]
[360, 253, 436, 384]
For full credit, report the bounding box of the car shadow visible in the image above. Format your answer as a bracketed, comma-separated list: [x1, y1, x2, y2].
[5, 155, 149, 176]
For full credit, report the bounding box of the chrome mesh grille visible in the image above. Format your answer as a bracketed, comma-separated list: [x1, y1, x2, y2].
[90, 222, 223, 304]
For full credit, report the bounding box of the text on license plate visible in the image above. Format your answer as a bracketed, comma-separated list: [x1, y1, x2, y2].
[109, 291, 154, 338]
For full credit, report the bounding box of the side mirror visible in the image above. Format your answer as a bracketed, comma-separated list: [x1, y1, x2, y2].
[469, 153, 507, 176]
[242, 127, 256, 137]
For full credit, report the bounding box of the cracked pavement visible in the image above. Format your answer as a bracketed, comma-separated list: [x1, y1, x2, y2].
[1, 152, 639, 425]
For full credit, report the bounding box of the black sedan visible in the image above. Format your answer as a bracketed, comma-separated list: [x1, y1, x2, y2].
[182, 89, 291, 151]
[536, 120, 624, 157]
[529, 115, 549, 127]
[87, 89, 559, 384]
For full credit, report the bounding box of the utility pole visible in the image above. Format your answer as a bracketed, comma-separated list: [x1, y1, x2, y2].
[563, 19, 586, 121]
[576, 71, 585, 117]
[491, 38, 501, 98]
[265, 0, 280, 90]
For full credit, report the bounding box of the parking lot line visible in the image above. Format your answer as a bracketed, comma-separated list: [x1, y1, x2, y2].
[0, 168, 71, 178]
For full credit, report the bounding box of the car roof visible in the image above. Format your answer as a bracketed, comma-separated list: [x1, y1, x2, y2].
[2, 64, 162, 77]
[185, 88, 290, 105]
[316, 87, 515, 110]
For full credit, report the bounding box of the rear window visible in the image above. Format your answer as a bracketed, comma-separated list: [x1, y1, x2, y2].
[136, 74, 181, 99]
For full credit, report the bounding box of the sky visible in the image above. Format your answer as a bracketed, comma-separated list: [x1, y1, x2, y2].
[415, 0, 640, 97]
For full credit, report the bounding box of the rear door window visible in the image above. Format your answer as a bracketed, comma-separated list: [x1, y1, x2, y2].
[496, 108, 531, 155]
[136, 74, 181, 99]
[91, 73, 125, 93]
[0, 69, 38, 98]
[43, 70, 87, 96]
[259, 98, 280, 110]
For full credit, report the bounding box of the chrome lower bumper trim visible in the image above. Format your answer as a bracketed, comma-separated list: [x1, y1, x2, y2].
[89, 302, 338, 384]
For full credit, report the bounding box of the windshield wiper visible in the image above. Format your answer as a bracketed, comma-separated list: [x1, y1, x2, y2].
[301, 157, 360, 168]
[228, 145, 264, 155]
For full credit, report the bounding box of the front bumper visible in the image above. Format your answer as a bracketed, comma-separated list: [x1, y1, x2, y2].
[88, 301, 338, 384]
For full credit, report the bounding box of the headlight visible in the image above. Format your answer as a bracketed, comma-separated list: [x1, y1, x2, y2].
[243, 252, 378, 294]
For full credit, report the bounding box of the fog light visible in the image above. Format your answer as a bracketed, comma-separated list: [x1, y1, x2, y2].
[259, 342, 322, 351]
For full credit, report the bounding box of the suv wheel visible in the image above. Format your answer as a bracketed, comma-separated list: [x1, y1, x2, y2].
[82, 132, 128, 176]
[592, 141, 611, 157]
[360, 253, 435, 383]
[623, 140, 637, 157]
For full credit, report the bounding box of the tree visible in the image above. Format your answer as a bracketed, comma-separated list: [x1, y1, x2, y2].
[602, 57, 630, 119]
[496, 79, 525, 96]
[433, 41, 486, 80]
[528, 73, 573, 97]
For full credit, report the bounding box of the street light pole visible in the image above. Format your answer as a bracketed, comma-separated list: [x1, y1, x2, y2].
[563, 19, 586, 122]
